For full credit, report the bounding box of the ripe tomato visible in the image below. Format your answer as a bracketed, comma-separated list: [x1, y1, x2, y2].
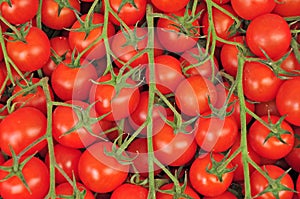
[203, 191, 238, 199]
[255, 100, 280, 117]
[0, 0, 38, 24]
[89, 73, 140, 121]
[231, 0, 276, 20]
[0, 157, 49, 199]
[189, 153, 234, 197]
[175, 75, 218, 116]
[273, 0, 300, 17]
[156, 183, 200, 199]
[243, 61, 283, 102]
[51, 58, 98, 101]
[246, 13, 291, 59]
[55, 182, 95, 199]
[276, 77, 300, 126]
[0, 107, 47, 156]
[250, 165, 294, 199]
[111, 183, 148, 199]
[6, 26, 51, 72]
[297, 175, 300, 198]
[278, 51, 300, 76]
[78, 141, 129, 193]
[42, 0, 80, 30]
[248, 115, 294, 160]
[151, 0, 189, 13]
[285, 127, 300, 173]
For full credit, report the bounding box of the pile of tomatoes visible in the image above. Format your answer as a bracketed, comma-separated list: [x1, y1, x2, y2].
[0, 0, 299, 198]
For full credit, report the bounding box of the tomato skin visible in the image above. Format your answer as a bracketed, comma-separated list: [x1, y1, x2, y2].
[189, 153, 234, 197]
[279, 51, 300, 76]
[175, 75, 218, 116]
[246, 13, 291, 59]
[285, 128, 300, 172]
[78, 141, 129, 193]
[0, 157, 49, 199]
[0, 0, 38, 24]
[0, 107, 47, 156]
[255, 100, 280, 117]
[276, 77, 300, 126]
[273, 0, 300, 17]
[156, 183, 200, 199]
[6, 27, 51, 72]
[51, 58, 98, 101]
[248, 115, 294, 160]
[243, 61, 283, 102]
[151, 0, 189, 13]
[42, 0, 80, 30]
[111, 183, 148, 199]
[203, 191, 237, 199]
[297, 175, 300, 198]
[250, 165, 294, 199]
[55, 182, 95, 199]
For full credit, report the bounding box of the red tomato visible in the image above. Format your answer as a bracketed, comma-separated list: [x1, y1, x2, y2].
[151, 0, 189, 13]
[250, 165, 294, 199]
[111, 183, 148, 199]
[243, 61, 283, 102]
[89, 73, 140, 121]
[255, 100, 280, 117]
[51, 58, 98, 101]
[273, 0, 300, 17]
[0, 0, 38, 24]
[56, 182, 95, 199]
[6, 27, 51, 72]
[42, 0, 80, 30]
[248, 115, 294, 160]
[78, 141, 129, 193]
[246, 13, 291, 59]
[279, 51, 300, 76]
[68, 13, 115, 60]
[175, 75, 218, 116]
[231, 0, 276, 20]
[285, 128, 300, 172]
[0, 157, 49, 199]
[156, 183, 200, 199]
[297, 175, 300, 198]
[189, 153, 234, 197]
[276, 77, 300, 126]
[0, 107, 47, 156]
[203, 191, 237, 199]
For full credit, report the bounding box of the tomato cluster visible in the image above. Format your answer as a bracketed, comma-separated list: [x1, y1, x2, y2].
[0, 0, 299, 198]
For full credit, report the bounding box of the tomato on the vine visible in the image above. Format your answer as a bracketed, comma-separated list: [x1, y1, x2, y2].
[151, 0, 189, 13]
[55, 182, 95, 199]
[111, 183, 149, 199]
[156, 183, 200, 199]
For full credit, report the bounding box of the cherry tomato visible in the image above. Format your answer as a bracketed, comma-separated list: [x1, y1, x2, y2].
[55, 182, 95, 199]
[273, 0, 300, 17]
[151, 0, 189, 13]
[111, 183, 148, 199]
[203, 191, 238, 199]
[156, 183, 200, 199]
[284, 127, 300, 173]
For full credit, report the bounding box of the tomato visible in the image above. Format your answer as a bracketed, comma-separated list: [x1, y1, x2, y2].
[203, 191, 238, 199]
[243, 61, 283, 102]
[0, 107, 47, 156]
[0, 0, 38, 24]
[189, 153, 234, 197]
[89, 73, 140, 121]
[51, 58, 98, 101]
[151, 0, 189, 13]
[146, 55, 184, 94]
[276, 77, 300, 126]
[153, 116, 197, 166]
[273, 0, 300, 17]
[279, 51, 300, 76]
[78, 141, 129, 193]
[6, 26, 51, 72]
[42, 0, 80, 30]
[56, 182, 95, 199]
[194, 115, 238, 152]
[156, 9, 200, 53]
[250, 165, 294, 199]
[106, 0, 146, 26]
[68, 13, 115, 60]
[297, 175, 300, 199]
[201, 5, 239, 47]
[175, 75, 218, 116]
[248, 115, 294, 160]
[231, 0, 276, 20]
[0, 157, 49, 199]
[156, 183, 200, 199]
[285, 127, 300, 172]
[111, 183, 148, 199]
[255, 100, 280, 117]
[246, 13, 291, 59]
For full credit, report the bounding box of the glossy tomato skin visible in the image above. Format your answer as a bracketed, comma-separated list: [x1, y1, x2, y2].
[111, 183, 148, 199]
[89, 73, 140, 121]
[0, 157, 49, 199]
[55, 182, 95, 199]
[297, 175, 300, 198]
[246, 13, 291, 59]
[156, 183, 200, 199]
[0, 0, 38, 24]
[175, 75, 218, 116]
[248, 115, 294, 160]
[250, 165, 294, 199]
[285, 128, 300, 173]
[78, 141, 129, 193]
[203, 191, 237, 199]
[0, 107, 47, 156]
[51, 58, 98, 101]
[243, 61, 283, 102]
[42, 0, 80, 30]
[189, 153, 234, 197]
[6, 27, 51, 72]
[273, 0, 300, 17]
[276, 77, 300, 126]
[151, 0, 189, 13]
